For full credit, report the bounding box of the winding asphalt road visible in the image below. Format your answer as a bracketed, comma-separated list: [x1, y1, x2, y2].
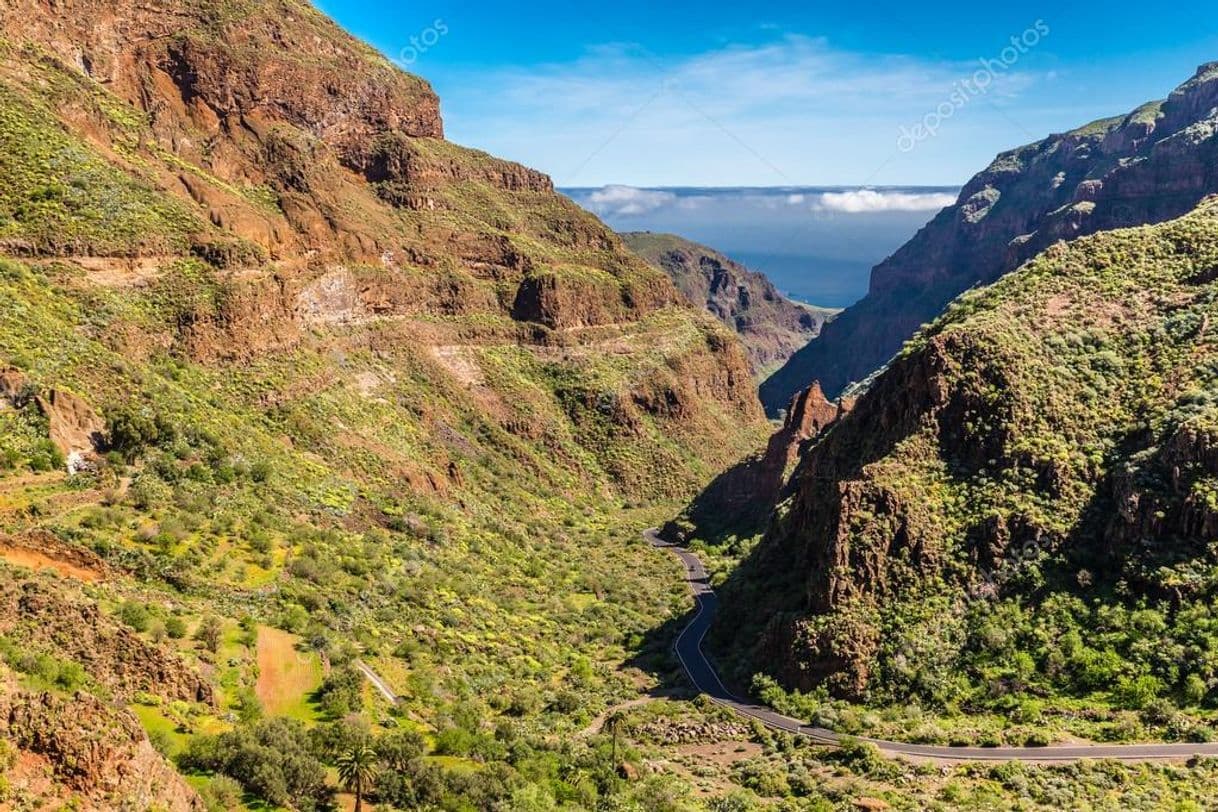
[647, 528, 1218, 762]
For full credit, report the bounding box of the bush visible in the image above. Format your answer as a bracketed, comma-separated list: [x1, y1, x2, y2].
[108, 407, 178, 462]
[1114, 675, 1164, 710]
[129, 472, 173, 512]
[119, 601, 150, 632]
[165, 615, 187, 639]
[200, 775, 243, 812]
[433, 726, 477, 757]
[316, 665, 364, 718]
[26, 439, 64, 472]
[1024, 730, 1052, 747]
[179, 719, 333, 811]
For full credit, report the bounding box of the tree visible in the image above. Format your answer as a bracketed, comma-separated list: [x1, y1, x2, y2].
[605, 710, 627, 765]
[196, 615, 223, 654]
[179, 718, 333, 810]
[336, 743, 379, 812]
[375, 729, 426, 773]
[316, 665, 364, 718]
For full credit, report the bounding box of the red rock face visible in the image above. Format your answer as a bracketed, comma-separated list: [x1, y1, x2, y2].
[0, 687, 204, 810]
[781, 383, 853, 467]
[762, 62, 1218, 410]
[0, 0, 444, 147]
[0, 368, 28, 403]
[0, 0, 699, 342]
[34, 390, 106, 461]
[0, 0, 767, 492]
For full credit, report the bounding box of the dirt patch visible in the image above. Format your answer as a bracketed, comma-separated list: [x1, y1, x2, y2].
[255, 626, 323, 719]
[431, 345, 485, 387]
[0, 531, 107, 582]
[675, 739, 763, 769]
[75, 256, 168, 287]
[0, 545, 103, 582]
[663, 740, 765, 798]
[580, 697, 661, 737]
[1045, 293, 1073, 317]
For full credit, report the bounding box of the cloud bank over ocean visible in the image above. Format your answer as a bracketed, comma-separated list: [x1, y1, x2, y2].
[564, 186, 959, 307]
[576, 185, 957, 219]
[584, 185, 678, 217]
[815, 188, 957, 213]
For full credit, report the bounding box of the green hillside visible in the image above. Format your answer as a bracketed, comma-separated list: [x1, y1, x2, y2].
[720, 199, 1218, 749]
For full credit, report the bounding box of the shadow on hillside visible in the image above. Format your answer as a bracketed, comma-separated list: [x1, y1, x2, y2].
[666, 453, 776, 547]
[624, 610, 699, 697]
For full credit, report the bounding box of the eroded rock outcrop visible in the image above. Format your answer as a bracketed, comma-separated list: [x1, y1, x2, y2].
[0, 576, 213, 706]
[667, 382, 853, 542]
[0, 684, 204, 811]
[34, 389, 106, 465]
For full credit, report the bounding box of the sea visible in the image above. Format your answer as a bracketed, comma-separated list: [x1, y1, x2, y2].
[562, 186, 961, 309]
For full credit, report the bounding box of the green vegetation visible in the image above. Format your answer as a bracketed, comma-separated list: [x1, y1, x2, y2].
[0, 245, 725, 807]
[0, 81, 200, 255]
[723, 202, 1218, 755]
[7, 1, 1218, 807]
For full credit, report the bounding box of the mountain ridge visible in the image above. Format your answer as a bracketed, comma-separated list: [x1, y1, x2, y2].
[761, 61, 1218, 411]
[719, 196, 1218, 725]
[0, 1, 769, 806]
[622, 231, 836, 377]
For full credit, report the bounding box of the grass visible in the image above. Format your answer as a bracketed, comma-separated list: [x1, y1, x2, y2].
[0, 81, 201, 255]
[254, 627, 324, 722]
[133, 703, 194, 758]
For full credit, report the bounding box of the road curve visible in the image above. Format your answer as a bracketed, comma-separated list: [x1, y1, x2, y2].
[647, 528, 1218, 762]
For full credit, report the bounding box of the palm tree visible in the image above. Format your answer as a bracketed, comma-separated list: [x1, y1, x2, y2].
[605, 710, 627, 765]
[336, 743, 379, 812]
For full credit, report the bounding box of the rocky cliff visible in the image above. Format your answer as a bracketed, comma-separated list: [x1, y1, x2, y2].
[0, 0, 765, 496]
[0, 681, 203, 810]
[623, 232, 835, 377]
[719, 200, 1218, 705]
[761, 62, 1218, 411]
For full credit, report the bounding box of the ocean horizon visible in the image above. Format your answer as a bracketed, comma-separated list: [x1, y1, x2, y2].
[563, 185, 961, 309]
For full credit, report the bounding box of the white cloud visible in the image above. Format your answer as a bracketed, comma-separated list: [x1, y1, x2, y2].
[584, 185, 677, 217]
[814, 189, 957, 213]
[432, 34, 1058, 185]
[786, 193, 806, 204]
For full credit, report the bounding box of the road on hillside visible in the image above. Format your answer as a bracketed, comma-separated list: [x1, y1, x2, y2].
[355, 659, 399, 705]
[646, 528, 1218, 762]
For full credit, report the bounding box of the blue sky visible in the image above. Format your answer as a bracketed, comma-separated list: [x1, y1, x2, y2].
[315, 0, 1218, 186]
